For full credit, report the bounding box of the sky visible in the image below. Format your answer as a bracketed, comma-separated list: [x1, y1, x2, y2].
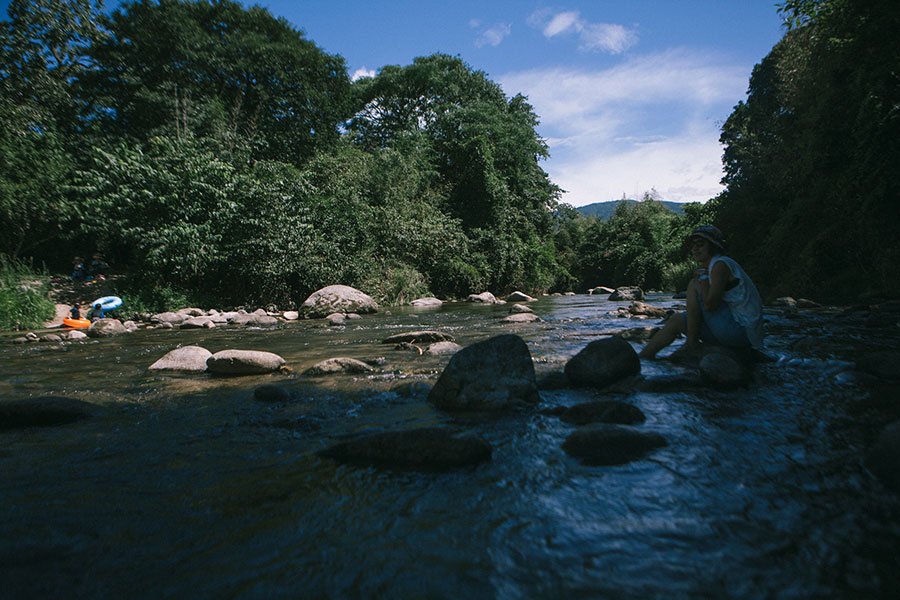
[2, 0, 787, 207]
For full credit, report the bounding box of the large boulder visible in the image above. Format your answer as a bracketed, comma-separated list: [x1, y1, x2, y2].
[562, 424, 667, 465]
[382, 331, 455, 345]
[564, 337, 641, 389]
[148, 346, 213, 373]
[608, 286, 644, 301]
[316, 427, 492, 470]
[299, 285, 378, 318]
[428, 334, 539, 412]
[467, 291, 503, 304]
[206, 349, 286, 375]
[0, 396, 94, 430]
[866, 420, 900, 493]
[303, 358, 375, 376]
[87, 318, 127, 338]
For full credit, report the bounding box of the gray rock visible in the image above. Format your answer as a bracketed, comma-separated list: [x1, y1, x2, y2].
[555, 400, 646, 426]
[0, 396, 94, 430]
[428, 334, 539, 412]
[40, 334, 63, 343]
[206, 349, 286, 375]
[304, 357, 375, 376]
[316, 427, 492, 470]
[325, 313, 346, 326]
[282, 310, 299, 320]
[509, 303, 534, 314]
[67, 330, 88, 340]
[88, 318, 127, 338]
[564, 337, 641, 389]
[148, 346, 213, 373]
[562, 424, 667, 465]
[180, 316, 214, 329]
[122, 320, 139, 331]
[426, 341, 463, 356]
[699, 352, 751, 388]
[615, 326, 660, 342]
[382, 331, 455, 345]
[506, 291, 537, 302]
[589, 286, 615, 295]
[467, 291, 504, 304]
[299, 285, 378, 318]
[501, 313, 541, 323]
[866, 420, 900, 493]
[628, 301, 669, 318]
[253, 384, 291, 402]
[608, 286, 644, 301]
[410, 297, 443, 307]
[150, 311, 186, 325]
[771, 296, 798, 308]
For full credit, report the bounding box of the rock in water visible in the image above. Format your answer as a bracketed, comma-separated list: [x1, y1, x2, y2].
[317, 427, 492, 470]
[866, 420, 900, 493]
[87, 318, 127, 337]
[206, 349, 286, 375]
[699, 352, 751, 388]
[382, 331, 455, 345]
[0, 396, 94, 430]
[564, 337, 640, 389]
[557, 400, 646, 426]
[303, 358, 375, 376]
[562, 424, 667, 465]
[608, 286, 644, 301]
[148, 346, 213, 373]
[428, 334, 539, 412]
[299, 285, 378, 318]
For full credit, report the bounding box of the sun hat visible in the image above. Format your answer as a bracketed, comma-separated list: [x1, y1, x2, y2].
[686, 224, 725, 251]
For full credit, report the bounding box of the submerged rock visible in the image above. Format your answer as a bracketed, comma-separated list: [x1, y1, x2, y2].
[206, 349, 286, 375]
[554, 400, 646, 426]
[382, 331, 455, 345]
[253, 384, 291, 402]
[317, 427, 492, 470]
[564, 337, 641, 389]
[562, 423, 667, 465]
[303, 357, 375, 376]
[148, 346, 213, 373]
[0, 396, 94, 430]
[428, 334, 539, 412]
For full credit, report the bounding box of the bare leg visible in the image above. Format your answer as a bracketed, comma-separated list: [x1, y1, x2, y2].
[683, 277, 702, 348]
[638, 312, 685, 359]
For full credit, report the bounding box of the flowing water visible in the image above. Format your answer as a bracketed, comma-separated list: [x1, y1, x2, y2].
[2, 294, 899, 598]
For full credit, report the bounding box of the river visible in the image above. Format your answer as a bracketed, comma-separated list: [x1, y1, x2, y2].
[2, 294, 899, 598]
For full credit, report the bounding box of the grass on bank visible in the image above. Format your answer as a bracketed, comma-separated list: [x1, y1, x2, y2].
[0, 256, 56, 331]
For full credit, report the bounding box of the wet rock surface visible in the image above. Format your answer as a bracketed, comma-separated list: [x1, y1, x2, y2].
[0, 396, 94, 430]
[564, 337, 641, 389]
[562, 423, 667, 465]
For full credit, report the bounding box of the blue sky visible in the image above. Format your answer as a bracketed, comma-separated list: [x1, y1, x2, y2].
[3, 0, 787, 207]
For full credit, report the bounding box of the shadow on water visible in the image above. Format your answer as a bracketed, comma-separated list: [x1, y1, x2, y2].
[2, 295, 900, 598]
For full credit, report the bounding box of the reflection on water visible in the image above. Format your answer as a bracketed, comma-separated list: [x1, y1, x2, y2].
[2, 295, 899, 598]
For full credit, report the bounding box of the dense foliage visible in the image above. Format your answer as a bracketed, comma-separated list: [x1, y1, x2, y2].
[716, 0, 900, 300]
[1, 0, 896, 317]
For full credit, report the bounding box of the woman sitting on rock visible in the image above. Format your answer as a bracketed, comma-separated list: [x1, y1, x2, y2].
[639, 225, 763, 359]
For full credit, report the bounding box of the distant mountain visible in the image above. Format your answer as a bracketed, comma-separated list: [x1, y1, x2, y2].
[576, 199, 687, 220]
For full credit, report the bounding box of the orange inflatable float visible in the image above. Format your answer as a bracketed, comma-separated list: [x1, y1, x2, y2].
[63, 317, 91, 328]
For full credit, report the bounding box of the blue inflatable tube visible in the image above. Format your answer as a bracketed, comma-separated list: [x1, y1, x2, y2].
[92, 296, 123, 311]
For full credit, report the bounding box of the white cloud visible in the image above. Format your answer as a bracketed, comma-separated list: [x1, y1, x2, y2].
[351, 67, 376, 81]
[499, 50, 749, 206]
[530, 9, 637, 54]
[473, 22, 512, 48]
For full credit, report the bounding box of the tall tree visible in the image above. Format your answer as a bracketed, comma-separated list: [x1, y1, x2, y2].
[84, 0, 352, 165]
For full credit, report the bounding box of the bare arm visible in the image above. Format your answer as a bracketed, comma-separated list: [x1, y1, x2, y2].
[700, 260, 732, 311]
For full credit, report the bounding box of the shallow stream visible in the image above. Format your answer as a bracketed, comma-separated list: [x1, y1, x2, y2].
[2, 294, 899, 598]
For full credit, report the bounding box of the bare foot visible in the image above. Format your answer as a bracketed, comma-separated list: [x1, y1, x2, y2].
[665, 343, 702, 363]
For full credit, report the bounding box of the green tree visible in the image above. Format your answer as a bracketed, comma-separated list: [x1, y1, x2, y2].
[84, 0, 352, 165]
